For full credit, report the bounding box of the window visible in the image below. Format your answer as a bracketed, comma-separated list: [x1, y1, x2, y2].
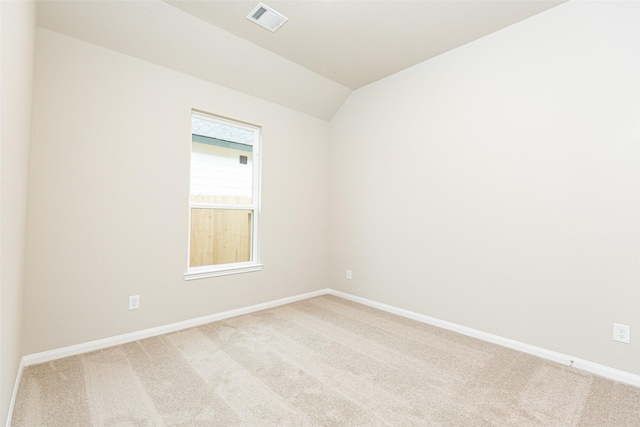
[185, 111, 262, 279]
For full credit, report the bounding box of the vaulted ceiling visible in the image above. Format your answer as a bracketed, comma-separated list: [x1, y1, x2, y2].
[37, 0, 566, 120]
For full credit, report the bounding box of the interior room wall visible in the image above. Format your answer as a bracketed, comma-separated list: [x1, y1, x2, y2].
[22, 28, 330, 355]
[329, 0, 639, 375]
[0, 0, 36, 423]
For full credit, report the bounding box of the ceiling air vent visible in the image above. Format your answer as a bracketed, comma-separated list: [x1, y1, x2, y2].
[247, 2, 288, 32]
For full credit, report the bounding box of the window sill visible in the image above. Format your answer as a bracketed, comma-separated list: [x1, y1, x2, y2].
[184, 263, 264, 281]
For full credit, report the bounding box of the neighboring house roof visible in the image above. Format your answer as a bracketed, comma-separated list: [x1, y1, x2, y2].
[192, 116, 254, 146]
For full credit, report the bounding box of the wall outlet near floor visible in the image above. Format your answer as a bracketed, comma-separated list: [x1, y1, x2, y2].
[346, 269, 352, 280]
[613, 323, 630, 343]
[129, 295, 140, 310]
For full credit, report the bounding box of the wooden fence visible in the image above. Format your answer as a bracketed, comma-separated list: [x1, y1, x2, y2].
[189, 195, 252, 267]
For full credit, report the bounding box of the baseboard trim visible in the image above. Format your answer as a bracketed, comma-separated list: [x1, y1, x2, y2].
[6, 358, 25, 427]
[327, 289, 640, 388]
[19, 287, 639, 389]
[22, 289, 329, 367]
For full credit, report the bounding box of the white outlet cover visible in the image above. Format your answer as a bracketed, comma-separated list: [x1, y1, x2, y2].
[129, 295, 140, 310]
[613, 323, 630, 344]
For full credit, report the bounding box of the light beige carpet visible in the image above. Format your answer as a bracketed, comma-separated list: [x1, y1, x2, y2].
[11, 295, 640, 426]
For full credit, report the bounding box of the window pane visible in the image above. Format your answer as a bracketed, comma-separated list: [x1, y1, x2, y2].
[189, 208, 253, 267]
[190, 141, 253, 203]
[191, 114, 254, 204]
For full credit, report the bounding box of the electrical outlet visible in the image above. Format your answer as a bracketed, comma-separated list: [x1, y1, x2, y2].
[129, 295, 140, 310]
[613, 323, 630, 344]
[346, 269, 352, 280]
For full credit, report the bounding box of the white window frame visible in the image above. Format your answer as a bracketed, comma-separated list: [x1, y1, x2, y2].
[184, 111, 263, 280]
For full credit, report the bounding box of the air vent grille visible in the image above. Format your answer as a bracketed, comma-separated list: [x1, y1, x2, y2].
[247, 3, 288, 32]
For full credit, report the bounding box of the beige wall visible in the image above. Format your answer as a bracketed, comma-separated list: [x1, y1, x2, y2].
[329, 1, 640, 374]
[22, 29, 330, 355]
[0, 0, 36, 424]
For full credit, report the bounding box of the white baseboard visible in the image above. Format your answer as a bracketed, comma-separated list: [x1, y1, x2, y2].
[6, 358, 25, 427]
[18, 287, 639, 391]
[22, 289, 329, 366]
[327, 289, 640, 388]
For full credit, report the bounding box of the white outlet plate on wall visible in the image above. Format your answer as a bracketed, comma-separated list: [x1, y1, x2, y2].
[613, 323, 630, 343]
[129, 295, 140, 310]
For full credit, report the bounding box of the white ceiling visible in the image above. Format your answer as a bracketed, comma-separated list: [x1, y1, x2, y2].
[37, 0, 567, 120]
[166, 0, 567, 90]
